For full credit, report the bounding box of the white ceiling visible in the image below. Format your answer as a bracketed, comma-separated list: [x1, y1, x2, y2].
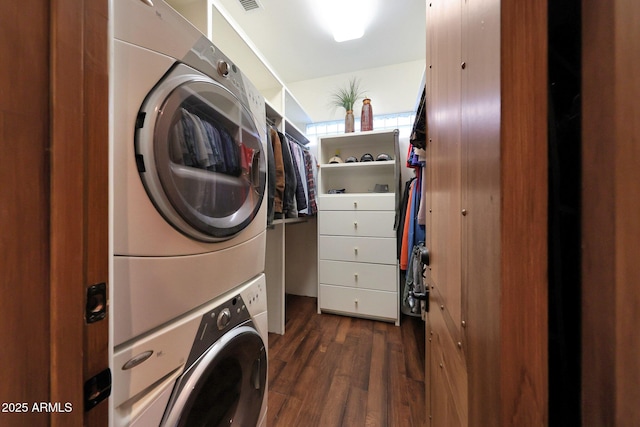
[213, 0, 426, 84]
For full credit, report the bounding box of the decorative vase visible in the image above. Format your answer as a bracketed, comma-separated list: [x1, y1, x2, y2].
[345, 110, 355, 133]
[361, 98, 373, 131]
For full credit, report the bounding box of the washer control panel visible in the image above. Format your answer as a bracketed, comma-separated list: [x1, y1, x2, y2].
[186, 294, 252, 367]
[217, 308, 231, 330]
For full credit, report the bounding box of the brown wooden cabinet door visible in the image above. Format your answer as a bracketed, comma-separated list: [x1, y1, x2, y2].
[425, 0, 467, 424]
[424, 0, 547, 425]
[0, 1, 109, 426]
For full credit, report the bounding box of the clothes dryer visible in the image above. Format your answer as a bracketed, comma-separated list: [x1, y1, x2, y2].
[112, 274, 268, 427]
[112, 0, 268, 345]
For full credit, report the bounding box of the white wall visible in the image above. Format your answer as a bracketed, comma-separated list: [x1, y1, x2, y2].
[287, 60, 425, 123]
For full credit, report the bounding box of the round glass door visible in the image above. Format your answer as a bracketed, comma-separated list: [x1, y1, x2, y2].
[137, 68, 266, 242]
[161, 326, 267, 427]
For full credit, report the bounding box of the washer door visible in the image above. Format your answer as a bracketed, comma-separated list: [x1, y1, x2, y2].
[136, 64, 266, 242]
[161, 325, 267, 427]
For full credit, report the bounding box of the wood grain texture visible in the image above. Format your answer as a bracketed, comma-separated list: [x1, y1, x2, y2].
[82, 0, 110, 424]
[429, 288, 468, 426]
[461, 0, 502, 425]
[0, 0, 110, 425]
[427, 0, 463, 332]
[500, 0, 548, 425]
[50, 0, 86, 425]
[425, 0, 548, 425]
[50, 0, 109, 425]
[268, 295, 426, 427]
[0, 1, 51, 426]
[582, 0, 640, 425]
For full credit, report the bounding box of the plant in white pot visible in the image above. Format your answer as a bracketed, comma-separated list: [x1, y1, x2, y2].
[330, 77, 365, 133]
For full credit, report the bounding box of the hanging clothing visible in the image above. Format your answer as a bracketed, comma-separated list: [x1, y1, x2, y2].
[266, 129, 276, 226]
[397, 177, 416, 259]
[277, 131, 298, 218]
[303, 150, 318, 215]
[402, 243, 427, 316]
[400, 179, 415, 270]
[269, 128, 285, 216]
[288, 140, 307, 214]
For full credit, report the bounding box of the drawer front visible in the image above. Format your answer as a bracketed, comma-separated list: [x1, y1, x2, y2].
[319, 260, 397, 292]
[318, 193, 395, 211]
[318, 236, 396, 264]
[319, 284, 397, 321]
[319, 211, 396, 238]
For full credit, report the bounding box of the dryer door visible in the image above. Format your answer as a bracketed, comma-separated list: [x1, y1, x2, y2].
[161, 325, 267, 427]
[136, 64, 266, 242]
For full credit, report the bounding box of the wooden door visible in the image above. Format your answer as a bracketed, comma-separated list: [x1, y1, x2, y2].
[424, 0, 548, 425]
[425, 0, 467, 424]
[0, 1, 109, 426]
[582, 0, 640, 424]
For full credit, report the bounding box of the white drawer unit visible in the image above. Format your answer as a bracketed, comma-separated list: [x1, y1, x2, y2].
[318, 193, 395, 211]
[319, 260, 397, 292]
[318, 236, 396, 265]
[318, 210, 396, 238]
[316, 130, 400, 324]
[319, 284, 397, 321]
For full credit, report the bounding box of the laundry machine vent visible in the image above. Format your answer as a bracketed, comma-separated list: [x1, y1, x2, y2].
[238, 0, 262, 12]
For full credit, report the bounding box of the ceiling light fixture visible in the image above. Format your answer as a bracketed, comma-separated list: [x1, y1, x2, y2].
[317, 0, 376, 43]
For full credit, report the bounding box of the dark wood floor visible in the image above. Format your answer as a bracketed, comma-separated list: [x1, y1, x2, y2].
[267, 295, 426, 427]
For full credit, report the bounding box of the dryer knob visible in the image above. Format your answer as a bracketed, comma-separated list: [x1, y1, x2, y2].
[217, 308, 231, 330]
[217, 60, 230, 77]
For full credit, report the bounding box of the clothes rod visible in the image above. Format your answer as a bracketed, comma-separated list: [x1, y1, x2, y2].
[284, 132, 308, 148]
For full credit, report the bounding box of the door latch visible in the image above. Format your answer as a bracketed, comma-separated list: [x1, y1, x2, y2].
[86, 282, 107, 324]
[84, 369, 111, 411]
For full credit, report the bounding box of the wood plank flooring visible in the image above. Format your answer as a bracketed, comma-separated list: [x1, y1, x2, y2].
[267, 295, 426, 427]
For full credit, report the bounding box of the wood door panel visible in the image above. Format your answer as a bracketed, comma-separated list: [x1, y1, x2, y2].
[1, 1, 109, 426]
[428, 293, 468, 426]
[427, 0, 463, 333]
[461, 0, 502, 424]
[582, 0, 640, 424]
[1, 2, 51, 426]
[425, 0, 547, 425]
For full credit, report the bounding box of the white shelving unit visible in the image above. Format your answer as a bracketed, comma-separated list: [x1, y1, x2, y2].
[264, 102, 317, 335]
[316, 129, 401, 325]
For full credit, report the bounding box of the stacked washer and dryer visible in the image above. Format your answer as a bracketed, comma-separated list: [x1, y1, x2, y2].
[111, 1, 269, 425]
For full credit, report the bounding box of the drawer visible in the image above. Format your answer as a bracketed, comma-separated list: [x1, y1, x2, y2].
[318, 210, 396, 238]
[318, 193, 395, 211]
[319, 284, 397, 321]
[318, 236, 396, 264]
[319, 260, 397, 292]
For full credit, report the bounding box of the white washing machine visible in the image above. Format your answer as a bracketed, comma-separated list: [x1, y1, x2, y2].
[112, 274, 268, 427]
[112, 0, 268, 345]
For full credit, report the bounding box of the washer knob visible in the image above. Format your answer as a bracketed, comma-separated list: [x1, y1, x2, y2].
[217, 60, 230, 77]
[217, 308, 231, 330]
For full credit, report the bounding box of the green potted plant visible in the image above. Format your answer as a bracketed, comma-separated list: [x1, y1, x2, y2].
[330, 77, 365, 133]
